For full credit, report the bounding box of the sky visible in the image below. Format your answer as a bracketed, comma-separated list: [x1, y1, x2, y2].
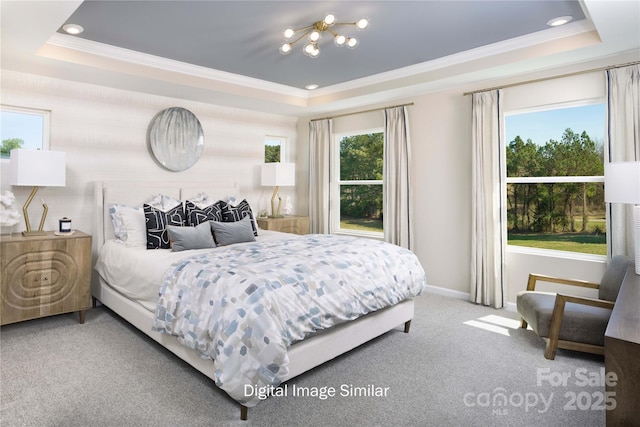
[1, 110, 46, 151]
[505, 103, 606, 146]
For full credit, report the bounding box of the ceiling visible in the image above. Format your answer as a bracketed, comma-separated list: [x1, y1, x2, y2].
[1, 1, 639, 116]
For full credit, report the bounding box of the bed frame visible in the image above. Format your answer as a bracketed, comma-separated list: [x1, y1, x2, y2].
[92, 181, 414, 420]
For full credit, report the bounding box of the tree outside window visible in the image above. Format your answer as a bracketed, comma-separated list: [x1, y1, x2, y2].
[332, 131, 383, 235]
[505, 104, 606, 255]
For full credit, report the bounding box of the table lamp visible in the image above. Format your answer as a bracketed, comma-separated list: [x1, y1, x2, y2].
[605, 161, 640, 274]
[9, 149, 66, 236]
[261, 162, 295, 218]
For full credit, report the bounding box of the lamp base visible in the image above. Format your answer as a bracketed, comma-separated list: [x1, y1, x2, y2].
[22, 230, 47, 237]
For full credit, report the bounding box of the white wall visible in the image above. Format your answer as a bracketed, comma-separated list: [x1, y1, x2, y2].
[0, 70, 298, 240]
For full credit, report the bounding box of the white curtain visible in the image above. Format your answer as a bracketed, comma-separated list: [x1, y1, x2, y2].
[383, 106, 413, 249]
[471, 90, 505, 308]
[607, 64, 640, 258]
[309, 119, 332, 234]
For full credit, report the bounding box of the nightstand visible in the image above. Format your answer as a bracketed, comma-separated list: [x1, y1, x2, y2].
[257, 216, 310, 235]
[0, 231, 92, 325]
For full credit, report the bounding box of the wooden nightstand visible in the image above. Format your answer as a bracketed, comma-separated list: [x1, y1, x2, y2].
[1, 231, 92, 325]
[257, 216, 310, 235]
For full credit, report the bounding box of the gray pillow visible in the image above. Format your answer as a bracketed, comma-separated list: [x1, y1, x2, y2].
[210, 216, 256, 246]
[167, 222, 216, 252]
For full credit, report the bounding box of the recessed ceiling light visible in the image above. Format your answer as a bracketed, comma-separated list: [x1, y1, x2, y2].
[62, 24, 84, 35]
[305, 84, 319, 90]
[546, 16, 573, 27]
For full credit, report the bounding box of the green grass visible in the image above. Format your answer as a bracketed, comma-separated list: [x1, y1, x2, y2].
[340, 217, 383, 232]
[508, 232, 606, 255]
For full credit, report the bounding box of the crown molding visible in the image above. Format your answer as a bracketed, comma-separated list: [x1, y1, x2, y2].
[45, 33, 309, 99]
[309, 19, 597, 97]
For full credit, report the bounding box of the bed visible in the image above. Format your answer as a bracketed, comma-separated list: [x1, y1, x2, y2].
[92, 180, 426, 420]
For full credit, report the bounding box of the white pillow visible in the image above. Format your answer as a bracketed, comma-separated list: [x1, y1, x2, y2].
[109, 195, 164, 242]
[119, 206, 147, 247]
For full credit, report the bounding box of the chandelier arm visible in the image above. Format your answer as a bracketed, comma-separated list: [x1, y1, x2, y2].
[332, 22, 359, 27]
[326, 28, 339, 36]
[289, 30, 312, 47]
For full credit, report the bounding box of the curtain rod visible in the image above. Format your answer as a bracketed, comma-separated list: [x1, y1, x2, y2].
[463, 61, 640, 96]
[310, 102, 414, 122]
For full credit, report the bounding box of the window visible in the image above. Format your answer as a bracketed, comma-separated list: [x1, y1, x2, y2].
[0, 106, 50, 159]
[331, 129, 384, 237]
[265, 136, 285, 163]
[505, 103, 606, 256]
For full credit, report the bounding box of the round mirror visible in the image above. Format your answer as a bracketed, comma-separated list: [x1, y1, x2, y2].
[149, 107, 204, 171]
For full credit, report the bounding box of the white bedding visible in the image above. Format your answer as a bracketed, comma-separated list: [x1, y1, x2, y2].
[94, 230, 292, 312]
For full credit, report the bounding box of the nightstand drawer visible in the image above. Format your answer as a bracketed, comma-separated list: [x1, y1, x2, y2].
[1, 231, 92, 325]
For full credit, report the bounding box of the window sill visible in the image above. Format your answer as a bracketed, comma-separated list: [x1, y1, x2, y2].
[333, 229, 384, 241]
[506, 244, 607, 262]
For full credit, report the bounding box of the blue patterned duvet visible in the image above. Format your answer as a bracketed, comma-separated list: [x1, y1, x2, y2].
[152, 234, 426, 407]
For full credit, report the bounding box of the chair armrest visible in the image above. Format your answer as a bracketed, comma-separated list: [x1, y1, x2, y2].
[526, 273, 600, 291]
[545, 294, 615, 359]
[554, 294, 614, 310]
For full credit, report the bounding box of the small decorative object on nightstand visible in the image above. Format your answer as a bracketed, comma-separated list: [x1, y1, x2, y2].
[0, 231, 92, 325]
[257, 215, 310, 235]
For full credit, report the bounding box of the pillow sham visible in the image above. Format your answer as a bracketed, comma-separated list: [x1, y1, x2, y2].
[119, 206, 147, 247]
[221, 199, 258, 236]
[144, 203, 186, 249]
[210, 215, 256, 246]
[108, 195, 164, 241]
[185, 200, 227, 226]
[167, 221, 216, 252]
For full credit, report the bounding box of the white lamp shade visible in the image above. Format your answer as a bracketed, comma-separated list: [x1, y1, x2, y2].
[605, 161, 640, 204]
[261, 163, 295, 187]
[9, 149, 66, 187]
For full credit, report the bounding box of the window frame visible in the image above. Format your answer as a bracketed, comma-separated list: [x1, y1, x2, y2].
[0, 105, 50, 159]
[503, 100, 607, 259]
[330, 128, 384, 239]
[264, 135, 286, 163]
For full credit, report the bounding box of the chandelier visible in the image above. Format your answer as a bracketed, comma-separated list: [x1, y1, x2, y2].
[279, 13, 369, 58]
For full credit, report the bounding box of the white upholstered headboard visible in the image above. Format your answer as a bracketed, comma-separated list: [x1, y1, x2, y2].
[93, 180, 240, 251]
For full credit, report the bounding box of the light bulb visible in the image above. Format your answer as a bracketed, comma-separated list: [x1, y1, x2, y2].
[356, 18, 369, 30]
[283, 28, 295, 39]
[309, 30, 321, 42]
[279, 43, 292, 54]
[304, 43, 315, 54]
[62, 24, 84, 35]
[346, 37, 358, 48]
[324, 13, 336, 25]
[309, 47, 320, 57]
[334, 34, 346, 46]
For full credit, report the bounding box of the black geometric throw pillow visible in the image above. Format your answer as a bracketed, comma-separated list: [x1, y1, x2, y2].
[221, 199, 258, 236]
[144, 203, 186, 249]
[185, 200, 227, 226]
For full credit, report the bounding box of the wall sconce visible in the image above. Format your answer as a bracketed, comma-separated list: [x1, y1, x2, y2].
[9, 149, 66, 236]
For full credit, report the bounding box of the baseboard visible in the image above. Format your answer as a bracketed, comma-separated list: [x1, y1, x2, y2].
[424, 284, 517, 312]
[424, 284, 469, 300]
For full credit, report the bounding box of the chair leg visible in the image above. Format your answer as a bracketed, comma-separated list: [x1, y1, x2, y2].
[545, 295, 567, 360]
[544, 339, 557, 360]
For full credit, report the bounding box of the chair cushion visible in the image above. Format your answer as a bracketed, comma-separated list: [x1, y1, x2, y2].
[517, 291, 612, 347]
[599, 255, 634, 302]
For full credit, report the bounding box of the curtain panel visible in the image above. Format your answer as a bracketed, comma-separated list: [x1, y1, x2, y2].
[606, 64, 640, 258]
[383, 106, 413, 250]
[308, 119, 332, 234]
[470, 90, 506, 308]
